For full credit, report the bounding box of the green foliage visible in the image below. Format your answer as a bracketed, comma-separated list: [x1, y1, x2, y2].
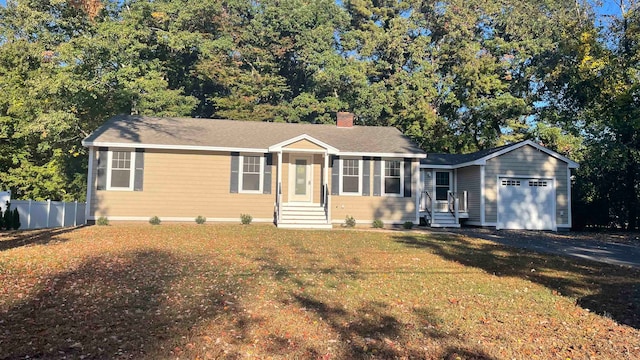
[96, 216, 109, 226]
[0, 0, 195, 201]
[344, 215, 356, 228]
[403, 221, 414, 230]
[240, 214, 252, 225]
[372, 219, 384, 229]
[149, 216, 161, 225]
[538, 3, 640, 229]
[2, 202, 12, 230]
[11, 208, 20, 230]
[195, 216, 206, 225]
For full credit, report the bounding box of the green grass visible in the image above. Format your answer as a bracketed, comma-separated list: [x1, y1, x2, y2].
[0, 225, 639, 359]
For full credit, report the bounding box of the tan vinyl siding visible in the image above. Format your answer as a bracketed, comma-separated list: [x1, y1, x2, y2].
[329, 159, 417, 223]
[330, 196, 416, 223]
[456, 166, 481, 222]
[90, 147, 420, 225]
[90, 149, 275, 220]
[419, 167, 435, 210]
[284, 139, 325, 150]
[484, 145, 569, 225]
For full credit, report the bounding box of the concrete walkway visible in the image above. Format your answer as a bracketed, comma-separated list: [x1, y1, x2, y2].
[449, 229, 640, 268]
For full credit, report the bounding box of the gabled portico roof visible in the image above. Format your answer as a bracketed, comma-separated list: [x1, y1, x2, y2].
[268, 134, 339, 154]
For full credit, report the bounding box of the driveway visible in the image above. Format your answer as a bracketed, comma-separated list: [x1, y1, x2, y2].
[447, 228, 640, 268]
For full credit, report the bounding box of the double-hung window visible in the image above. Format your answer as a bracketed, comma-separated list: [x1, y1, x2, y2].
[340, 158, 361, 195]
[107, 151, 135, 190]
[383, 159, 403, 195]
[239, 155, 263, 193]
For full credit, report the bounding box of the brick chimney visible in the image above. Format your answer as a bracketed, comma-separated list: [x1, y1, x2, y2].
[336, 112, 355, 128]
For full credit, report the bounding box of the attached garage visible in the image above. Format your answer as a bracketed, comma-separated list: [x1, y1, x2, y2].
[497, 177, 555, 230]
[420, 140, 579, 230]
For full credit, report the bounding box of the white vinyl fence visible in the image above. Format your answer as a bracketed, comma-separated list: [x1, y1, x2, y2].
[8, 200, 86, 230]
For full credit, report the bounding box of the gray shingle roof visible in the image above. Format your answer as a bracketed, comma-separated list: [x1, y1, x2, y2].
[83, 115, 426, 156]
[421, 142, 520, 166]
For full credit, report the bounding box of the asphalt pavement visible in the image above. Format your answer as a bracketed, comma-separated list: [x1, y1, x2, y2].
[449, 228, 640, 268]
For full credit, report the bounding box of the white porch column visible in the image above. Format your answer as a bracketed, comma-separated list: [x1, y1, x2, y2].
[480, 165, 486, 225]
[324, 152, 330, 224]
[277, 151, 283, 191]
[85, 147, 94, 223]
[414, 160, 420, 224]
[323, 152, 329, 191]
[454, 169, 458, 195]
[277, 151, 283, 222]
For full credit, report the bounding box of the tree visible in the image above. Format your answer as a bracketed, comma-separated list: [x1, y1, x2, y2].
[11, 208, 20, 230]
[2, 202, 12, 230]
[0, 0, 196, 201]
[537, 1, 640, 229]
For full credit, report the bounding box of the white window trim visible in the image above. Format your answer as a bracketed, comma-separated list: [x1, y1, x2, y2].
[239, 154, 264, 194]
[339, 157, 363, 196]
[382, 158, 404, 197]
[106, 150, 136, 191]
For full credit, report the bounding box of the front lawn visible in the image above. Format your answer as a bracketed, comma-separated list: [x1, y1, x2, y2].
[1, 225, 639, 359]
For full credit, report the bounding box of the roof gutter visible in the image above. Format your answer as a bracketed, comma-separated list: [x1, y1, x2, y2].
[82, 141, 428, 159]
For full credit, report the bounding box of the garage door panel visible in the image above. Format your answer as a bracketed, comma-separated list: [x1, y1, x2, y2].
[498, 178, 555, 230]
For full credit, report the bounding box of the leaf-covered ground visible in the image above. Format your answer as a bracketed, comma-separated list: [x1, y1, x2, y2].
[1, 225, 639, 359]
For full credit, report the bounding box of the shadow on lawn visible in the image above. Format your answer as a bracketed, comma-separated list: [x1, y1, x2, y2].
[0, 250, 251, 359]
[254, 247, 496, 359]
[291, 293, 496, 359]
[0, 226, 81, 252]
[394, 234, 640, 329]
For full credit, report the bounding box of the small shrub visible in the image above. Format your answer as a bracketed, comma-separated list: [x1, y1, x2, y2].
[149, 216, 161, 225]
[403, 221, 414, 230]
[372, 219, 384, 228]
[344, 215, 356, 228]
[3, 202, 12, 230]
[97, 216, 109, 226]
[195, 215, 206, 224]
[11, 208, 20, 230]
[240, 214, 252, 225]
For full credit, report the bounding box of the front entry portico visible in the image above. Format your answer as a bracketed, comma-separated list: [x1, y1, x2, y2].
[271, 135, 337, 229]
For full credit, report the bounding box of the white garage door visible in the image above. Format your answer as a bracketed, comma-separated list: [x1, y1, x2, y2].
[497, 178, 555, 230]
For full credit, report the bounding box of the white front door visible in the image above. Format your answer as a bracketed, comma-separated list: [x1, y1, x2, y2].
[289, 155, 313, 202]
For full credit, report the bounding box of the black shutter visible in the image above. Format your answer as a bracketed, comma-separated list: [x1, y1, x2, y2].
[331, 155, 340, 195]
[373, 157, 382, 196]
[404, 158, 412, 197]
[230, 152, 239, 193]
[362, 157, 371, 196]
[134, 149, 144, 191]
[263, 153, 272, 194]
[96, 147, 108, 190]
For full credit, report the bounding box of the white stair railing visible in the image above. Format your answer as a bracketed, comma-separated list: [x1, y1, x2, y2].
[447, 191, 459, 224]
